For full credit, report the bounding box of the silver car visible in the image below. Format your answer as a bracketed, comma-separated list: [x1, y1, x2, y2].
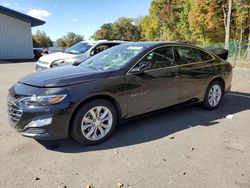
[35, 40, 125, 71]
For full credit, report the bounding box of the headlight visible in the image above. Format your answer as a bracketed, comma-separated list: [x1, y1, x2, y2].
[20, 95, 67, 107]
[51, 59, 64, 67]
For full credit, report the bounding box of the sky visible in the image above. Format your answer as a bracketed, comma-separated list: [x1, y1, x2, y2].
[0, 0, 151, 41]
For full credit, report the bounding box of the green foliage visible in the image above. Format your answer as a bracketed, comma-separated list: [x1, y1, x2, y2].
[140, 15, 159, 40]
[177, 0, 192, 40]
[234, 0, 250, 41]
[57, 32, 84, 48]
[92, 0, 249, 45]
[92, 17, 141, 41]
[112, 17, 141, 41]
[189, 0, 227, 44]
[32, 30, 53, 48]
[92, 23, 113, 40]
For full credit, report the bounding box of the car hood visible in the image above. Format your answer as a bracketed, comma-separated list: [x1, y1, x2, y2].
[39, 52, 89, 65]
[20, 66, 110, 88]
[39, 52, 77, 63]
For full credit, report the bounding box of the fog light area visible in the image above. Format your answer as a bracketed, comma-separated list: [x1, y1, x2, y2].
[25, 118, 52, 128]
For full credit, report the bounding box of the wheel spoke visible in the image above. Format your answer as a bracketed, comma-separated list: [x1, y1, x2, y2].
[86, 127, 95, 138]
[101, 122, 111, 129]
[92, 127, 98, 140]
[96, 107, 102, 118]
[213, 98, 217, 106]
[89, 109, 97, 120]
[100, 109, 109, 120]
[81, 123, 92, 131]
[102, 117, 110, 122]
[98, 126, 105, 137]
[82, 117, 94, 124]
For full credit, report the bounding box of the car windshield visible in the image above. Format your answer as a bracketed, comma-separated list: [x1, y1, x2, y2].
[80, 44, 145, 71]
[65, 42, 93, 54]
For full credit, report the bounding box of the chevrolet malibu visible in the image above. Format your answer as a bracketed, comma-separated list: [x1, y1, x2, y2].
[8, 42, 232, 145]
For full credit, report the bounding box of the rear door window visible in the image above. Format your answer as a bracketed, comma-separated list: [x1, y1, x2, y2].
[141, 46, 175, 70]
[175, 46, 213, 65]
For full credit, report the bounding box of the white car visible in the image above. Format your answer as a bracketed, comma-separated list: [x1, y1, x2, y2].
[35, 40, 125, 71]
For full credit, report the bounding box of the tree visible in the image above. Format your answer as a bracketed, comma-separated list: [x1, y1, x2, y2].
[147, 0, 168, 40]
[32, 30, 53, 48]
[189, 0, 224, 44]
[234, 0, 250, 58]
[92, 17, 141, 41]
[57, 32, 84, 48]
[160, 0, 184, 40]
[177, 0, 193, 41]
[111, 17, 141, 41]
[92, 23, 113, 40]
[223, 0, 233, 49]
[91, 0, 249, 46]
[139, 15, 159, 40]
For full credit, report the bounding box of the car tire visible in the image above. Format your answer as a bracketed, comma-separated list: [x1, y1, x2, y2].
[203, 81, 223, 110]
[71, 99, 117, 145]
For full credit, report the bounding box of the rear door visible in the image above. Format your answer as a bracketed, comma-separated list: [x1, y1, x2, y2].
[174, 46, 216, 103]
[126, 46, 180, 117]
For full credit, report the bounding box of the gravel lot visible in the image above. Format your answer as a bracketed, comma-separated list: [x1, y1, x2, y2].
[0, 62, 250, 188]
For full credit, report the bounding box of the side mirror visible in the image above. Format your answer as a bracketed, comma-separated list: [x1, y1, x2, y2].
[90, 50, 95, 56]
[131, 61, 152, 73]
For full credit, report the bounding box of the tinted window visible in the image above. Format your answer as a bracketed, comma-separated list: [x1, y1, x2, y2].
[91, 45, 109, 55]
[140, 47, 175, 70]
[175, 46, 213, 64]
[91, 43, 121, 56]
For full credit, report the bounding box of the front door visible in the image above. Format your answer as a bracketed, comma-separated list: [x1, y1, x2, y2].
[125, 46, 180, 117]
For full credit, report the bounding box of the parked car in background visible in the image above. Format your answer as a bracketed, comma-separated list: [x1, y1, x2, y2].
[8, 42, 232, 145]
[43, 48, 49, 55]
[48, 46, 64, 54]
[33, 48, 43, 59]
[35, 40, 125, 71]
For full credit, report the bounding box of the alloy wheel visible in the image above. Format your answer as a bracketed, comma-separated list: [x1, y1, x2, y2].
[81, 106, 113, 141]
[208, 84, 222, 107]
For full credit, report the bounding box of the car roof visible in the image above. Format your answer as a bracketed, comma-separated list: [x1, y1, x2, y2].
[77, 40, 199, 50]
[124, 41, 194, 47]
[78, 40, 126, 45]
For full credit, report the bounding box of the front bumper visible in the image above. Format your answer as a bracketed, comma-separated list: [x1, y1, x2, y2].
[7, 92, 72, 140]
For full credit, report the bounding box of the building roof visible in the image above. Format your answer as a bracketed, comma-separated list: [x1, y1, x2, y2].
[0, 5, 45, 27]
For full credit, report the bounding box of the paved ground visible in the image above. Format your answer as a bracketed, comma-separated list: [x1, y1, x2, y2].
[0, 62, 250, 188]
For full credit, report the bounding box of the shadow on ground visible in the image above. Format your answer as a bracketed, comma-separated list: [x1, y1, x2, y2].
[37, 91, 250, 153]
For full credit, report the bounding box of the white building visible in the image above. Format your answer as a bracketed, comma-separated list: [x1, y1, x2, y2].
[0, 6, 45, 60]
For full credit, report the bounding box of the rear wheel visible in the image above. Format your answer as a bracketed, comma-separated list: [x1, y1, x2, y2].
[203, 81, 223, 110]
[71, 99, 117, 145]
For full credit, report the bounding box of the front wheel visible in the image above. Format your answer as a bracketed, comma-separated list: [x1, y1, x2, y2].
[203, 81, 223, 110]
[71, 99, 117, 145]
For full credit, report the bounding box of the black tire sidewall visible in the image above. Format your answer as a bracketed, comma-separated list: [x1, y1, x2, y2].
[71, 99, 117, 145]
[203, 81, 223, 110]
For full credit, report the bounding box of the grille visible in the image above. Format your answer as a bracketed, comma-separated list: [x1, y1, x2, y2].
[8, 100, 23, 124]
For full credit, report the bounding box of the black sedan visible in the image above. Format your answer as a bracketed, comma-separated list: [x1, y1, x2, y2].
[8, 42, 232, 145]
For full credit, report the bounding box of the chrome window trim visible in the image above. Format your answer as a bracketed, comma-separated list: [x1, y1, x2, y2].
[126, 44, 216, 75]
